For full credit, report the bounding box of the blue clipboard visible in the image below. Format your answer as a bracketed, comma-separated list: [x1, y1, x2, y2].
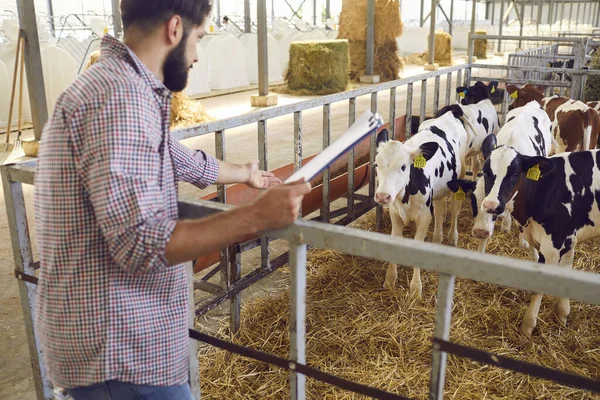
[285, 110, 384, 184]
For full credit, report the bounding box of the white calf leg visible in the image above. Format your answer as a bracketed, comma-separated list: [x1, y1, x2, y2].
[384, 205, 405, 291]
[477, 238, 489, 253]
[409, 211, 433, 300]
[556, 247, 575, 326]
[448, 196, 461, 247]
[432, 199, 446, 244]
[521, 242, 560, 336]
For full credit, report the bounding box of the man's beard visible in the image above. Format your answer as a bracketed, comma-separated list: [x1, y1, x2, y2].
[163, 32, 191, 92]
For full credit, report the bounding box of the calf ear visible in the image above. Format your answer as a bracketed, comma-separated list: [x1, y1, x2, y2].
[481, 134, 498, 160]
[489, 81, 499, 94]
[506, 85, 518, 95]
[521, 155, 556, 177]
[447, 179, 477, 193]
[376, 128, 389, 148]
[418, 142, 439, 161]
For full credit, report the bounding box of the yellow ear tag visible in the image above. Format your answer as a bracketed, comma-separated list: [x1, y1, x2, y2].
[510, 91, 519, 99]
[459, 92, 466, 98]
[490, 86, 496, 94]
[526, 164, 541, 181]
[454, 187, 467, 201]
[209, 25, 215, 33]
[414, 154, 427, 169]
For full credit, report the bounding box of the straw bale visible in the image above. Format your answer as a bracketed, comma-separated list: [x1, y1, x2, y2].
[348, 39, 404, 82]
[198, 203, 600, 399]
[84, 50, 213, 128]
[473, 30, 488, 59]
[284, 40, 349, 95]
[427, 30, 453, 67]
[338, 0, 403, 44]
[584, 50, 600, 102]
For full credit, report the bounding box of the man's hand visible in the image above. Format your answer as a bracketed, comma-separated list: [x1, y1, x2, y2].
[249, 179, 312, 232]
[245, 160, 281, 189]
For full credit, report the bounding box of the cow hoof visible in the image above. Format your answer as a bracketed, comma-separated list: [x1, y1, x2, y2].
[557, 314, 568, 327]
[520, 320, 536, 337]
[383, 280, 395, 292]
[409, 282, 422, 301]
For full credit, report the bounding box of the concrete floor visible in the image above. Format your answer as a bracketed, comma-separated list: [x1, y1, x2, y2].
[0, 51, 509, 399]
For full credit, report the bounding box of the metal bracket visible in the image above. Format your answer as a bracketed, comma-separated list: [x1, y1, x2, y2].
[14, 269, 38, 285]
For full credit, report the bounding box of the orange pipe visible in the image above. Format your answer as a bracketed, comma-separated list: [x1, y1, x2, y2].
[192, 115, 408, 273]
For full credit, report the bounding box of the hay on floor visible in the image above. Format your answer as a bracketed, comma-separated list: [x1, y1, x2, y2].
[170, 91, 213, 129]
[405, 52, 427, 65]
[284, 40, 349, 95]
[198, 204, 600, 399]
[427, 31, 453, 67]
[473, 30, 488, 59]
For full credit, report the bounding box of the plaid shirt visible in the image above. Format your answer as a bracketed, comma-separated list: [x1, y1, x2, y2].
[34, 35, 219, 389]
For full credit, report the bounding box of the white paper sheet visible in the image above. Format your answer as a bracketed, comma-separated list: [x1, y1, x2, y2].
[285, 110, 384, 184]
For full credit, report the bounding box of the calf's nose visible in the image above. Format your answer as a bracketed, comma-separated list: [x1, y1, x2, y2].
[473, 229, 491, 239]
[375, 192, 392, 205]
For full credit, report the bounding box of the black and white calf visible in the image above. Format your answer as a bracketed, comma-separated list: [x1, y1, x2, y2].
[436, 88, 500, 180]
[448, 101, 554, 253]
[453, 144, 600, 336]
[375, 108, 468, 299]
[457, 81, 503, 106]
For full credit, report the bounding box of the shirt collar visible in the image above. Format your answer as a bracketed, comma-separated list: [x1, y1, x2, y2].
[99, 35, 171, 98]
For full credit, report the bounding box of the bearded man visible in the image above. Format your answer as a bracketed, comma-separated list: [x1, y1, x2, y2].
[33, 1, 310, 398]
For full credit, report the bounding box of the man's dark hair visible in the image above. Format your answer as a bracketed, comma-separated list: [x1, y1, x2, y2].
[121, 0, 213, 32]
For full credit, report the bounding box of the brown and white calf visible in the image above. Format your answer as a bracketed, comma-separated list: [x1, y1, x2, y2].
[507, 84, 600, 153]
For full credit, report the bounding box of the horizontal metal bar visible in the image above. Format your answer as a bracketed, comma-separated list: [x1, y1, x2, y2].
[471, 34, 586, 43]
[181, 199, 600, 307]
[193, 280, 224, 295]
[470, 76, 572, 88]
[3, 164, 36, 185]
[200, 264, 221, 282]
[171, 64, 471, 140]
[474, 64, 600, 75]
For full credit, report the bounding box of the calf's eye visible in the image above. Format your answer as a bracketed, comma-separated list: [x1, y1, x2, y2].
[401, 165, 406, 171]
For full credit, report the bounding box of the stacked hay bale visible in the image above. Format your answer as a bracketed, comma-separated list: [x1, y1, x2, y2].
[85, 51, 213, 129]
[283, 40, 349, 95]
[584, 50, 600, 102]
[427, 30, 453, 66]
[338, 0, 404, 82]
[473, 30, 488, 59]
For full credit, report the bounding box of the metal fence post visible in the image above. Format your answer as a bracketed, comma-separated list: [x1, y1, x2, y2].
[347, 98, 356, 219]
[187, 262, 201, 400]
[406, 83, 414, 139]
[257, 0, 269, 97]
[294, 111, 303, 217]
[1, 167, 53, 400]
[428, 273, 456, 400]
[371, 93, 382, 230]
[290, 242, 308, 400]
[322, 104, 331, 223]
[16, 0, 49, 141]
[258, 120, 271, 270]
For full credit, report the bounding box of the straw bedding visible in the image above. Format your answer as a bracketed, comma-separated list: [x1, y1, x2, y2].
[198, 203, 600, 399]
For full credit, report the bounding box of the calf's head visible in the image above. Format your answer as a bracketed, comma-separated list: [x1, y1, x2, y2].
[507, 84, 545, 110]
[374, 129, 439, 205]
[480, 134, 555, 216]
[456, 81, 499, 105]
